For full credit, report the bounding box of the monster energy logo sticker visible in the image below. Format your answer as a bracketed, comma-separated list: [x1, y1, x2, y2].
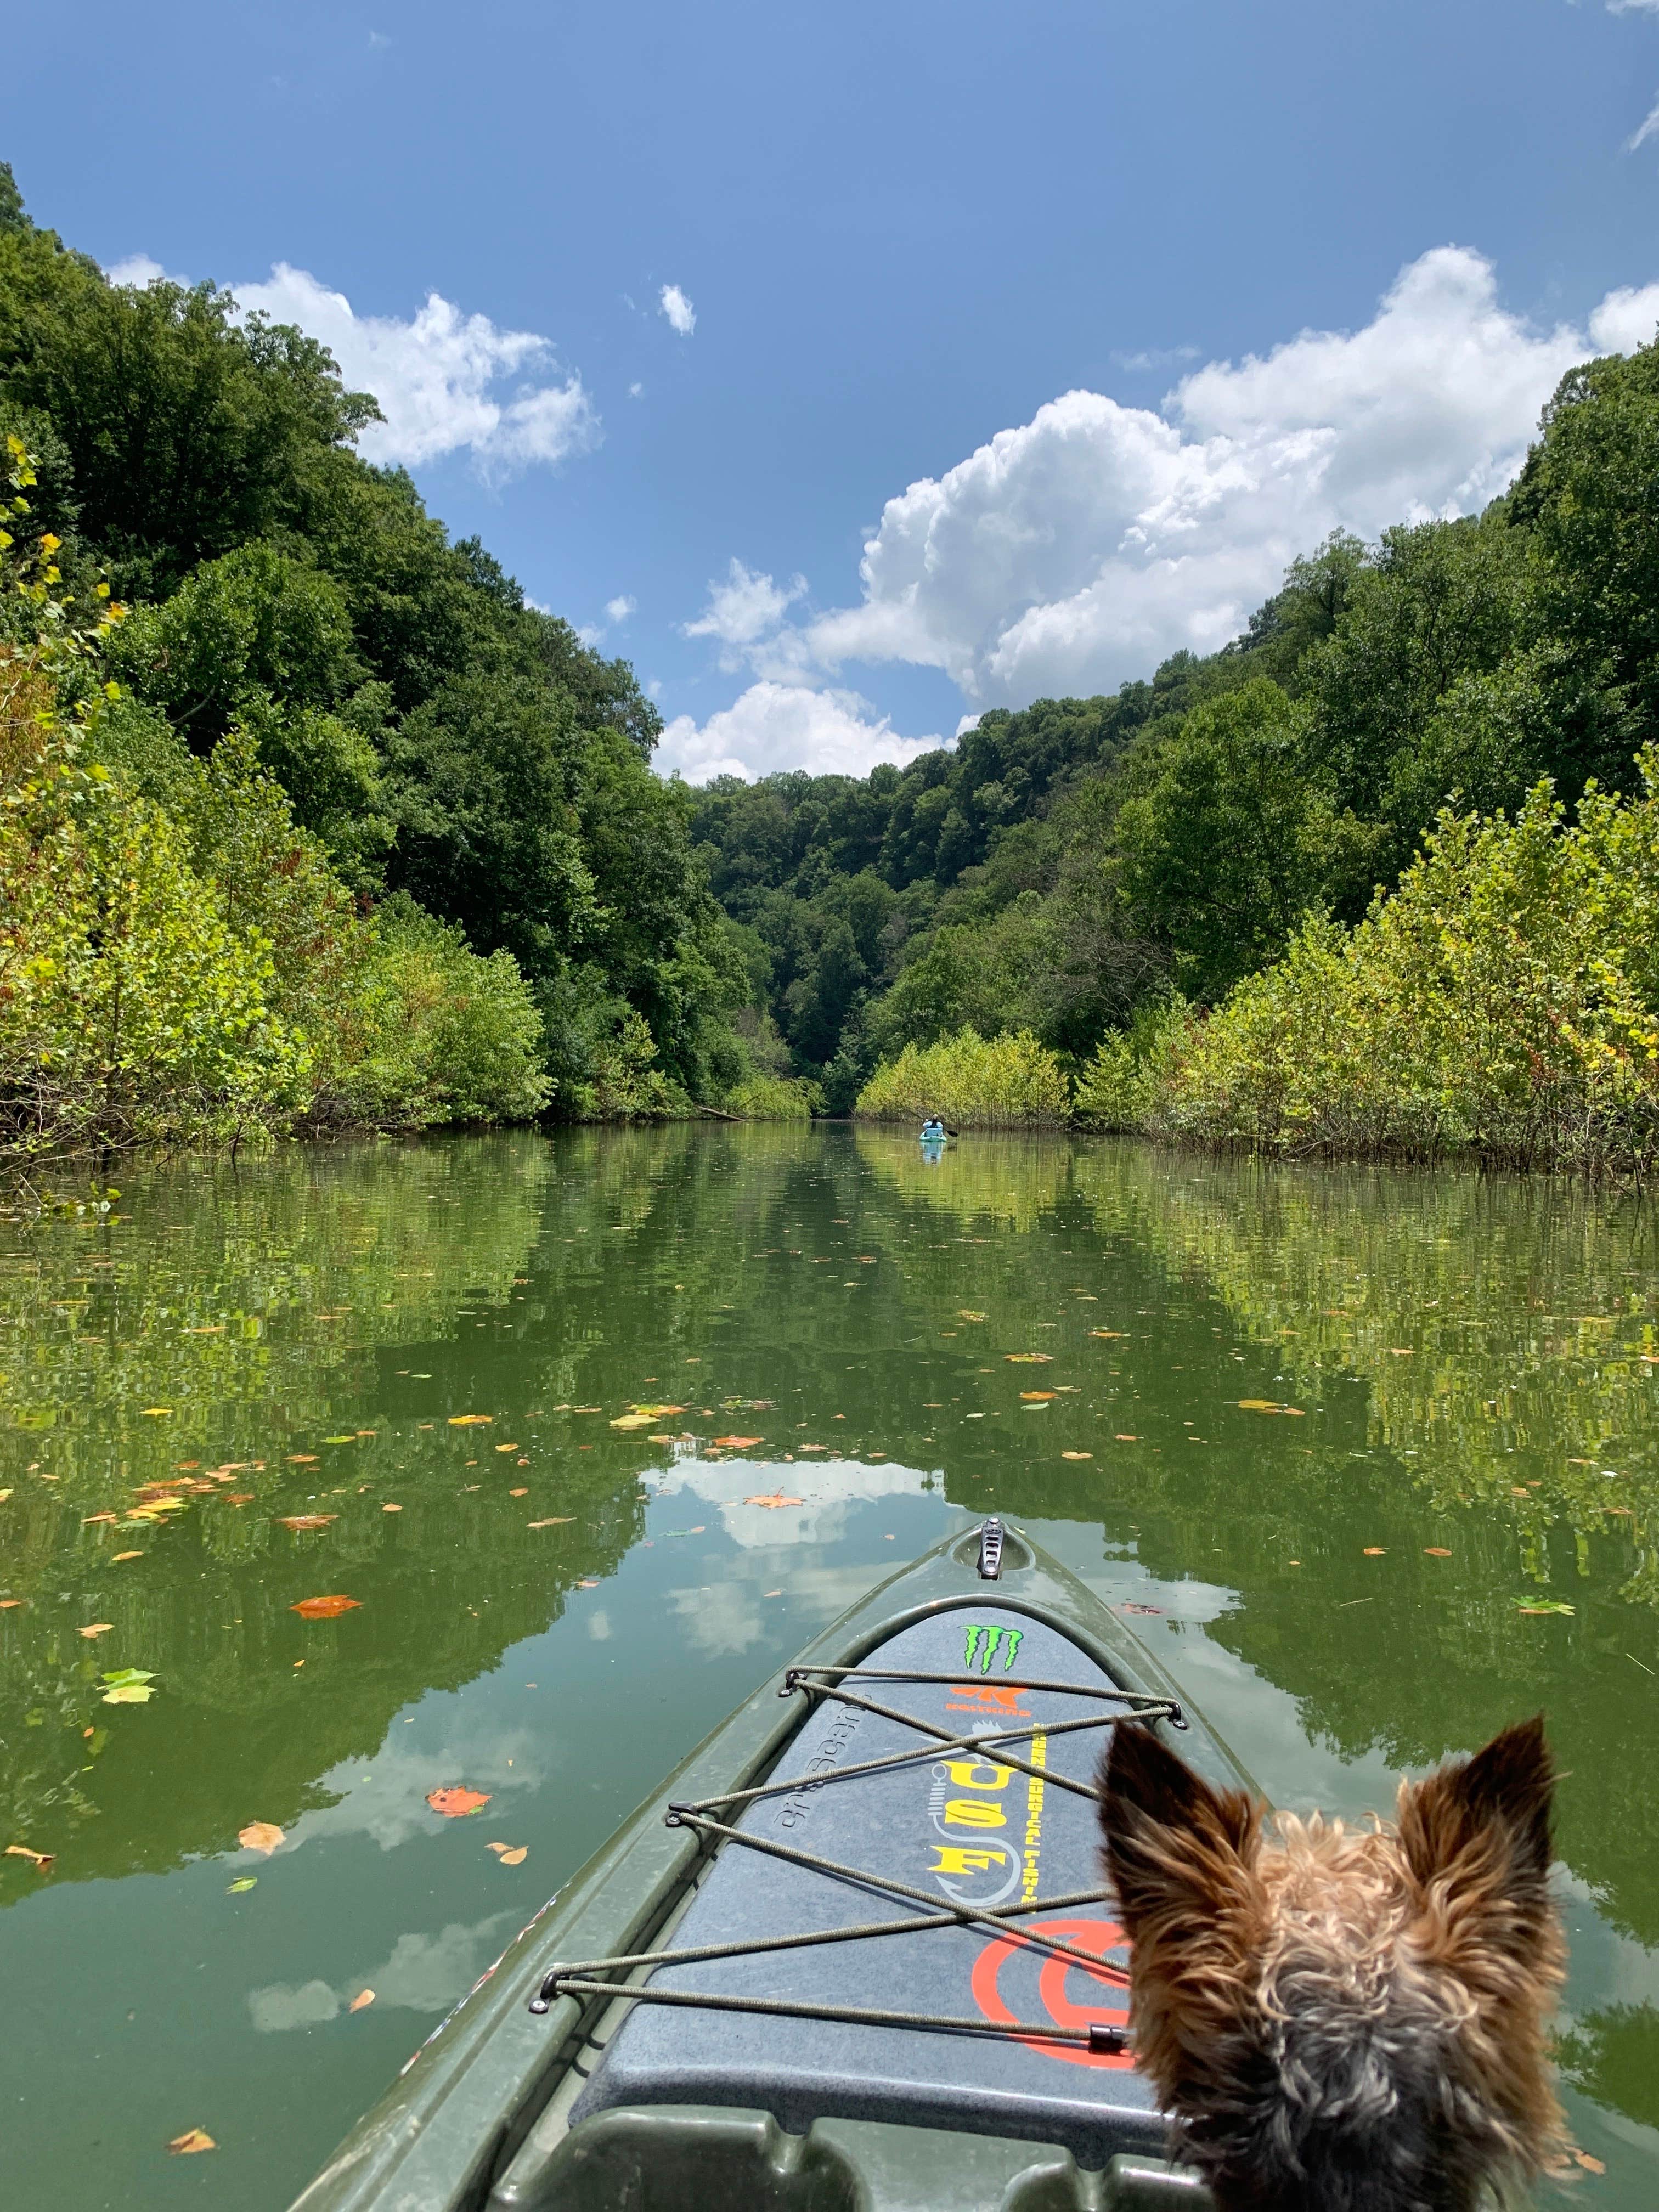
[963, 1623, 1023, 1674]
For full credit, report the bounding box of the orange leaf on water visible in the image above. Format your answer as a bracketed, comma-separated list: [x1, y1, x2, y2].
[527, 1516, 573, 1528]
[509, 1487, 528, 1497]
[167, 2129, 216, 2155]
[448, 1414, 493, 1427]
[744, 1491, 804, 1509]
[5, 1843, 53, 1869]
[78, 1623, 114, 1639]
[1363, 1547, 1387, 1556]
[381, 1503, 402, 1514]
[713, 1435, 763, 1447]
[348, 1989, 375, 2012]
[238, 1821, 284, 1855]
[1424, 1547, 1453, 1557]
[278, 1515, 336, 1531]
[81, 1511, 119, 1526]
[291, 1594, 360, 1619]
[427, 1787, 490, 1818]
[1114, 1435, 1138, 1443]
[1019, 1391, 1056, 1402]
[112, 1550, 143, 1562]
[287, 1454, 319, 1465]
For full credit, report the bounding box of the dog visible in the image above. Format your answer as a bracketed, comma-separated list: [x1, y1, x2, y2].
[1097, 1717, 1566, 2212]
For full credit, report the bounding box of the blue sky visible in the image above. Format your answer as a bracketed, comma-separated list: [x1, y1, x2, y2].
[12, 0, 1659, 778]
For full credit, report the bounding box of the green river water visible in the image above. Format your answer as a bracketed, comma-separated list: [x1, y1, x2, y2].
[3, 1124, 1657, 2208]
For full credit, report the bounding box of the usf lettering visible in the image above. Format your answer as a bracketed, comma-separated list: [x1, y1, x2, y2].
[925, 1622, 1043, 1909]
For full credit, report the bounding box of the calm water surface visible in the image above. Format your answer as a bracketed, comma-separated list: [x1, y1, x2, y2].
[3, 1126, 1657, 2208]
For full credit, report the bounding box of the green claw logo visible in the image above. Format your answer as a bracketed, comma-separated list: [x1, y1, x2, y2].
[962, 1623, 1023, 1675]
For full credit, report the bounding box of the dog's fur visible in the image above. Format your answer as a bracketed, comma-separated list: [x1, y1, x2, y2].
[1097, 1718, 1566, 2212]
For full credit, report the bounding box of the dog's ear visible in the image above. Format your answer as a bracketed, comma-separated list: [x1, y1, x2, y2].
[1398, 1715, 1555, 1919]
[1098, 1723, 1261, 1940]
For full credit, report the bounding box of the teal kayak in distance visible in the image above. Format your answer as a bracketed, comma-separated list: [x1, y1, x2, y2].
[291, 1522, 1236, 2211]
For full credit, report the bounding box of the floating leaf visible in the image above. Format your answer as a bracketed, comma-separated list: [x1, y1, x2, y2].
[167, 2130, 215, 2154]
[286, 1454, 319, 1465]
[0, 1599, 21, 1610]
[577, 1578, 601, 1588]
[609, 1414, 656, 1430]
[957, 1311, 988, 1322]
[1573, 2152, 1606, 2175]
[103, 1684, 154, 1703]
[1514, 1598, 1576, 1616]
[1089, 1330, 1125, 1340]
[1120, 1603, 1162, 1616]
[713, 1435, 764, 1447]
[743, 1491, 804, 1509]
[238, 1821, 284, 1854]
[111, 1549, 143, 1562]
[1363, 1548, 1387, 1556]
[1060, 1450, 1093, 1460]
[101, 1667, 155, 1686]
[381, 1503, 402, 1513]
[1424, 1547, 1453, 1558]
[448, 1414, 493, 1427]
[427, 1787, 490, 1818]
[321, 1435, 357, 1446]
[291, 1595, 361, 1619]
[1005, 1353, 1053, 1364]
[278, 1514, 336, 1532]
[493, 1443, 520, 1453]
[509, 1487, 528, 1497]
[1238, 1400, 1281, 1413]
[527, 1517, 573, 1529]
[5, 1843, 53, 1868]
[1114, 1434, 1138, 1442]
[226, 1877, 258, 1894]
[139, 1407, 172, 1417]
[499, 1845, 527, 1866]
[349, 1989, 375, 2012]
[77, 1623, 114, 1639]
[1019, 1391, 1056, 1402]
[81, 1511, 118, 1526]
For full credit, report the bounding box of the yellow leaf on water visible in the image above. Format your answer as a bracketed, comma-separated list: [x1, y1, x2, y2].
[381, 1503, 402, 1514]
[448, 1414, 493, 1427]
[957, 1311, 988, 1322]
[238, 1822, 284, 1854]
[1363, 1547, 1387, 1556]
[1019, 1391, 1056, 1401]
[102, 1683, 154, 1703]
[527, 1517, 573, 1528]
[112, 1550, 143, 1562]
[1061, 1451, 1093, 1460]
[139, 1408, 172, 1417]
[5, 1843, 53, 1869]
[493, 1443, 520, 1453]
[1424, 1547, 1453, 1557]
[78, 1623, 114, 1638]
[609, 1414, 656, 1430]
[348, 1989, 375, 2012]
[167, 2129, 216, 2154]
[1238, 1400, 1281, 1412]
[499, 1846, 527, 1866]
[509, 1487, 528, 1497]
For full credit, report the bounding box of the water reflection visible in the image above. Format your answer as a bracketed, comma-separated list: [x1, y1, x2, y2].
[1, 1126, 1656, 2205]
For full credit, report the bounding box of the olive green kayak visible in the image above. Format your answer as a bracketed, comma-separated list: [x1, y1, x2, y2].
[292, 1520, 1241, 2210]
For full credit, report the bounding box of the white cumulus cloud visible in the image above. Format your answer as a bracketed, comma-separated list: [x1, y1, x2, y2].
[659, 283, 696, 336]
[603, 594, 637, 624]
[682, 559, 808, 670]
[709, 247, 1650, 709]
[109, 261, 603, 479]
[657, 682, 940, 784]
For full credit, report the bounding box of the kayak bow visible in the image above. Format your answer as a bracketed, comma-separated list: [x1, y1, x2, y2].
[293, 1520, 1238, 2210]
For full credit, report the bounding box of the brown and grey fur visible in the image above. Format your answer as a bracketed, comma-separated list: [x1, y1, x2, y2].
[1098, 1718, 1566, 2212]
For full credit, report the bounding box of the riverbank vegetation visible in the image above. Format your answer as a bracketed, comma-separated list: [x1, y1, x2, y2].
[695, 324, 1659, 1165]
[0, 169, 775, 1158]
[854, 1028, 1069, 1129]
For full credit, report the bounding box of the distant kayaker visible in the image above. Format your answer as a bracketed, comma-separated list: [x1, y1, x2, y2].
[919, 1116, 946, 1142]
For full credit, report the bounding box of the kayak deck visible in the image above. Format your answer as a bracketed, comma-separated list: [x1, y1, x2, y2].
[560, 1604, 1166, 2160]
[293, 1525, 1237, 2211]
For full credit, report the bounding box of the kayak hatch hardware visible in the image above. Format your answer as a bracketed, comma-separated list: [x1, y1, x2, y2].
[977, 1516, 1005, 1580]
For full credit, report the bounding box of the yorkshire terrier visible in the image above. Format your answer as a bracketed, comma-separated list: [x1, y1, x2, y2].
[1098, 1717, 1566, 2212]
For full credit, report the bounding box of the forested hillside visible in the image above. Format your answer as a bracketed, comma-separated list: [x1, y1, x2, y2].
[693, 330, 1659, 1144]
[5, 152, 1658, 1167]
[0, 165, 764, 1158]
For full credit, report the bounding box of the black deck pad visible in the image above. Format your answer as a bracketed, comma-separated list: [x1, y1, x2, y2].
[571, 1605, 1166, 2164]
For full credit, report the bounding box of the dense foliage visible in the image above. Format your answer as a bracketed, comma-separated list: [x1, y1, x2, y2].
[695, 314, 1659, 1161]
[0, 165, 760, 1151]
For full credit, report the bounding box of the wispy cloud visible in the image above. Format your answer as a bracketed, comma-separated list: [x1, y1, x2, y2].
[1630, 92, 1659, 148]
[107, 253, 600, 481]
[659, 283, 696, 336]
